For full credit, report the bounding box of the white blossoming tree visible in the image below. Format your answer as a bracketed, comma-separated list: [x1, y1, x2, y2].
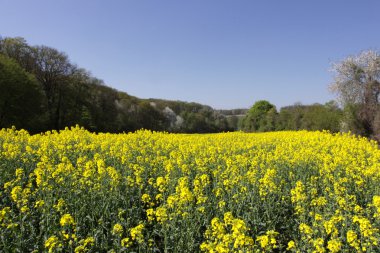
[330, 50, 380, 139]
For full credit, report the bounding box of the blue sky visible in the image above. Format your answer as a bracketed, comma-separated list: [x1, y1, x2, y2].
[1, 0, 379, 109]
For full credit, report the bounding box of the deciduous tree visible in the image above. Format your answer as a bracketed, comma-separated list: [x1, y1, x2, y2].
[0, 54, 44, 131]
[240, 100, 277, 132]
[330, 50, 380, 139]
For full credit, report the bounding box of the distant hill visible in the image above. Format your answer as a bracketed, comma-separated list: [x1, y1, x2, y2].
[0, 36, 241, 133]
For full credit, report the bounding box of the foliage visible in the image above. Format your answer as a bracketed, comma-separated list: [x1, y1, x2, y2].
[240, 100, 277, 132]
[239, 100, 343, 133]
[276, 101, 342, 132]
[1, 127, 380, 252]
[0, 54, 45, 132]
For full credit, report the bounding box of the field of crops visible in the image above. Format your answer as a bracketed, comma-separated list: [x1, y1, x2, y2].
[1, 127, 380, 252]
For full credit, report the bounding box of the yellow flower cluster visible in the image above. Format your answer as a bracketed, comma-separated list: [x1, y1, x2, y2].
[201, 212, 254, 252]
[45, 235, 62, 253]
[60, 213, 75, 227]
[1, 126, 380, 252]
[130, 223, 144, 243]
[112, 223, 123, 236]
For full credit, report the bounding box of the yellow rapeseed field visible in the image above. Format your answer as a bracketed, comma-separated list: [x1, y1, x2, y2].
[1, 126, 380, 252]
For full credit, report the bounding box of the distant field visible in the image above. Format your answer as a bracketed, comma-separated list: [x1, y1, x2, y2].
[1, 127, 380, 252]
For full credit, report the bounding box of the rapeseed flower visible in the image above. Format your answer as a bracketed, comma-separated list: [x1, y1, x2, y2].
[2, 127, 380, 252]
[112, 223, 123, 236]
[60, 214, 75, 227]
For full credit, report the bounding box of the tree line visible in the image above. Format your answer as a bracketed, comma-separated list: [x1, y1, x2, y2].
[1, 36, 377, 138]
[0, 37, 232, 134]
[239, 100, 342, 133]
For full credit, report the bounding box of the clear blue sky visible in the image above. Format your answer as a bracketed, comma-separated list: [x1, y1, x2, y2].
[1, 1, 379, 109]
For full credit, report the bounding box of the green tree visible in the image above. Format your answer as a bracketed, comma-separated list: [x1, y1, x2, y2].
[0, 54, 45, 132]
[31, 45, 78, 129]
[276, 102, 342, 132]
[0, 37, 96, 131]
[240, 100, 277, 132]
[0, 37, 35, 71]
[135, 101, 168, 131]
